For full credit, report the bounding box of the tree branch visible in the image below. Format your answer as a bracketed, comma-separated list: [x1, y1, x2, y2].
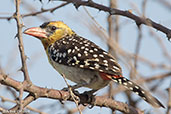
[14, 0, 30, 82]
[0, 74, 144, 114]
[57, 0, 171, 40]
[0, 2, 69, 20]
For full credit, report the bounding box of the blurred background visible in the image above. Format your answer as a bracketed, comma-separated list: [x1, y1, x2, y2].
[0, 0, 171, 114]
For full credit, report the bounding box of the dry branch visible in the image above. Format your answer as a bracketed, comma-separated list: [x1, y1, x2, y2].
[14, 0, 30, 82]
[0, 2, 69, 20]
[14, 0, 30, 112]
[57, 0, 171, 40]
[0, 74, 144, 114]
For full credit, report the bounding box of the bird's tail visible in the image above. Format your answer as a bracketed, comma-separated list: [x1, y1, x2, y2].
[110, 76, 165, 108]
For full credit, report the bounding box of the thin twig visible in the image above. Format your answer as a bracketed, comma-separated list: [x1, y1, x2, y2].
[131, 26, 142, 79]
[14, 0, 30, 82]
[18, 88, 24, 112]
[67, 105, 85, 114]
[21, 2, 69, 18]
[61, 74, 83, 114]
[166, 85, 171, 114]
[10, 94, 36, 111]
[107, 2, 117, 113]
[0, 95, 48, 114]
[107, 1, 119, 113]
[149, 30, 171, 61]
[145, 72, 171, 82]
[0, 2, 69, 20]
[131, 0, 147, 79]
[14, 0, 28, 113]
[157, 0, 171, 10]
[0, 107, 7, 113]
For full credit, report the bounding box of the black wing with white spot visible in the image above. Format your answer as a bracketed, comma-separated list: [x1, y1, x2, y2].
[48, 34, 122, 76]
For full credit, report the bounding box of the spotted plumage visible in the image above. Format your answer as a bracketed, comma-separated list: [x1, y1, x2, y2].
[24, 21, 165, 108]
[110, 76, 164, 107]
[48, 34, 122, 76]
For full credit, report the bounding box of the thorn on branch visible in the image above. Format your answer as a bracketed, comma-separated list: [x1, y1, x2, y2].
[32, 13, 37, 16]
[13, 12, 17, 18]
[7, 17, 12, 21]
[16, 97, 20, 101]
[136, 22, 142, 28]
[14, 33, 19, 39]
[44, 88, 51, 97]
[21, 23, 25, 28]
[41, 7, 44, 12]
[18, 66, 24, 72]
[30, 92, 39, 100]
[87, 0, 94, 5]
[50, 10, 55, 14]
[59, 99, 65, 104]
[73, 2, 81, 10]
[145, 18, 152, 25]
[128, 9, 133, 13]
[1, 97, 5, 102]
[48, 0, 51, 4]
[39, 0, 43, 3]
[167, 33, 171, 41]
[25, 55, 29, 61]
[2, 74, 8, 81]
[51, 8, 57, 13]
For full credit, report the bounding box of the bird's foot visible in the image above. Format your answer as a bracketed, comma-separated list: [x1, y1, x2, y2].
[80, 90, 96, 108]
[61, 86, 80, 103]
[61, 87, 80, 95]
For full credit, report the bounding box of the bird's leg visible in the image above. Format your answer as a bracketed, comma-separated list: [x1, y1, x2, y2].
[61, 81, 89, 96]
[61, 81, 91, 105]
[80, 89, 97, 108]
[60, 85, 81, 105]
[61, 77, 98, 106]
[62, 81, 88, 90]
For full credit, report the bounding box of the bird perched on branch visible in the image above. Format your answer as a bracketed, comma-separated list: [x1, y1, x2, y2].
[24, 21, 164, 108]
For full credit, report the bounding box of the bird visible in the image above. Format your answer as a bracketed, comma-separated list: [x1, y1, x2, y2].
[24, 21, 164, 108]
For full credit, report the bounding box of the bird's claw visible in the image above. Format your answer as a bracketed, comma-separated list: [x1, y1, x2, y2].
[61, 87, 79, 94]
[71, 92, 80, 102]
[61, 87, 80, 103]
[80, 90, 96, 108]
[61, 87, 69, 91]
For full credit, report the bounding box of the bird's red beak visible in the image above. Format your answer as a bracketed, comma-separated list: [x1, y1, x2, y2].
[24, 27, 48, 39]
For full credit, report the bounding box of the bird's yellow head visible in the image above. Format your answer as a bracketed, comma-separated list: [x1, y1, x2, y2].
[24, 21, 74, 49]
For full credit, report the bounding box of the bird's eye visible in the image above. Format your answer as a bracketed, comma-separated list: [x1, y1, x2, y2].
[51, 26, 57, 31]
